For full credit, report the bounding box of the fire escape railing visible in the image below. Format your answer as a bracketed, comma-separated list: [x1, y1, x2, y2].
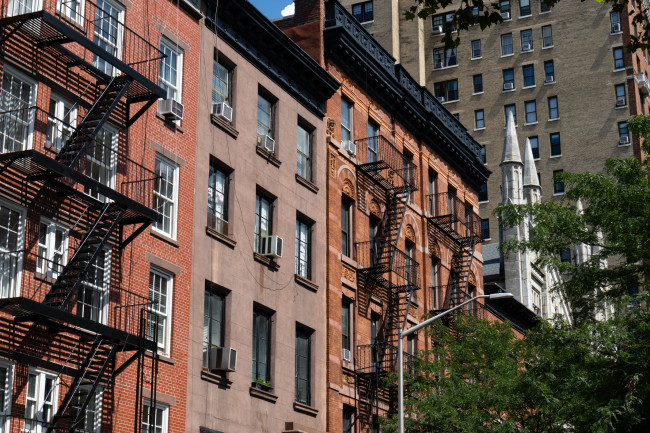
[356, 342, 417, 377]
[355, 135, 418, 191]
[426, 192, 482, 243]
[355, 241, 420, 290]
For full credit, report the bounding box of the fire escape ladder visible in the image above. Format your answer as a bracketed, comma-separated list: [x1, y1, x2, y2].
[445, 237, 477, 309]
[47, 336, 118, 433]
[43, 203, 126, 310]
[56, 75, 132, 167]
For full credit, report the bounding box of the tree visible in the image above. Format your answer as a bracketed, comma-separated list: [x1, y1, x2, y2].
[405, 0, 650, 51]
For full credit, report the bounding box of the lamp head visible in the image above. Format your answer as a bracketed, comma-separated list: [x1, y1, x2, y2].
[488, 293, 514, 300]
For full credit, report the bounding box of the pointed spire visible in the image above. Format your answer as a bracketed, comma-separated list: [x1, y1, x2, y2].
[523, 138, 540, 187]
[501, 111, 521, 165]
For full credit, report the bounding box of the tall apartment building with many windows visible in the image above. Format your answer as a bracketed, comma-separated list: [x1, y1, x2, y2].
[340, 0, 649, 315]
[0, 0, 200, 432]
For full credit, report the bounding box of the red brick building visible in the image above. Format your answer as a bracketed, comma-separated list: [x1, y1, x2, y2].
[0, 0, 200, 432]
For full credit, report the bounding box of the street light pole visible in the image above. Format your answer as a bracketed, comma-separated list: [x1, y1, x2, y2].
[397, 292, 514, 433]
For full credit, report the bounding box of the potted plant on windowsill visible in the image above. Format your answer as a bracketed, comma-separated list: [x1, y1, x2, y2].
[252, 378, 273, 392]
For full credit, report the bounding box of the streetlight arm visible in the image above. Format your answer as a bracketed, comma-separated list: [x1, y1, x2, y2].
[401, 294, 489, 338]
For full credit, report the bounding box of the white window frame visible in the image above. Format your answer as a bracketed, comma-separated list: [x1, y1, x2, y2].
[57, 0, 85, 25]
[159, 37, 184, 103]
[0, 199, 26, 299]
[36, 218, 68, 279]
[152, 154, 179, 239]
[148, 267, 173, 355]
[70, 385, 102, 433]
[77, 247, 111, 324]
[142, 400, 169, 433]
[46, 93, 77, 152]
[85, 124, 118, 202]
[1, 65, 37, 153]
[93, 0, 125, 76]
[0, 359, 14, 433]
[24, 369, 58, 433]
[341, 97, 353, 143]
[7, 0, 42, 16]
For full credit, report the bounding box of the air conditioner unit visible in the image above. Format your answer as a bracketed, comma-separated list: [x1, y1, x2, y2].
[619, 135, 630, 145]
[503, 82, 514, 90]
[342, 140, 356, 155]
[158, 98, 184, 120]
[342, 348, 351, 361]
[501, 11, 510, 19]
[523, 43, 532, 51]
[260, 235, 283, 258]
[209, 346, 237, 372]
[432, 25, 443, 35]
[212, 102, 233, 122]
[438, 96, 446, 102]
[616, 97, 626, 106]
[258, 134, 275, 153]
[545, 75, 555, 83]
[612, 22, 621, 33]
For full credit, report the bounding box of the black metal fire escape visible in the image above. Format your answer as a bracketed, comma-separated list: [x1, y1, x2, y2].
[353, 135, 420, 422]
[0, 1, 166, 432]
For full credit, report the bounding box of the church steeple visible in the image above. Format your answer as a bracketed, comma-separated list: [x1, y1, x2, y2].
[500, 111, 523, 205]
[523, 138, 541, 204]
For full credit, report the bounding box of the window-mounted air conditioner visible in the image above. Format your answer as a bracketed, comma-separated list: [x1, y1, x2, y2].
[342, 140, 356, 155]
[342, 348, 351, 361]
[432, 25, 443, 35]
[522, 43, 532, 51]
[616, 97, 626, 107]
[503, 82, 514, 90]
[438, 96, 446, 102]
[209, 346, 237, 372]
[260, 235, 283, 258]
[501, 11, 510, 20]
[619, 135, 630, 145]
[545, 75, 555, 83]
[212, 102, 233, 122]
[612, 22, 621, 33]
[159, 98, 184, 120]
[258, 134, 275, 153]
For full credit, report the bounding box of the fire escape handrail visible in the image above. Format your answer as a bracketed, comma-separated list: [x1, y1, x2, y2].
[355, 135, 418, 191]
[355, 342, 417, 376]
[426, 192, 482, 242]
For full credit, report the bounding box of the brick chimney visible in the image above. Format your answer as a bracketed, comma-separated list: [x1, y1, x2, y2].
[275, 0, 325, 66]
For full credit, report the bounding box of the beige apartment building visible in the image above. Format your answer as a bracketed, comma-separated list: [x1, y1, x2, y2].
[340, 0, 648, 245]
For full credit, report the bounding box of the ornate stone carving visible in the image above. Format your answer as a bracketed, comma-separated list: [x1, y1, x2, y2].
[326, 117, 336, 136]
[405, 225, 416, 243]
[330, 151, 337, 178]
[342, 263, 356, 283]
[430, 240, 441, 258]
[469, 270, 477, 287]
[369, 199, 381, 217]
[342, 179, 355, 198]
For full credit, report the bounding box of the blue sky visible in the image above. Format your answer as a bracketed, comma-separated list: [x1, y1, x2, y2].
[249, 0, 295, 19]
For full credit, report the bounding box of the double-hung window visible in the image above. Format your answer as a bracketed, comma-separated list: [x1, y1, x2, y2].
[500, 0, 511, 18]
[474, 110, 485, 129]
[341, 198, 353, 257]
[540, 0, 550, 12]
[367, 119, 379, 163]
[471, 40, 481, 59]
[70, 386, 102, 433]
[519, 0, 531, 17]
[501, 33, 513, 56]
[525, 100, 537, 124]
[544, 60, 555, 83]
[542, 25, 553, 48]
[613, 47, 625, 70]
[478, 183, 488, 202]
[352, 1, 373, 23]
[0, 361, 12, 433]
[521, 29, 533, 51]
[203, 284, 226, 368]
[93, 0, 124, 76]
[433, 80, 458, 102]
[505, 104, 517, 125]
[212, 59, 232, 107]
[78, 248, 110, 323]
[295, 326, 312, 405]
[553, 170, 564, 194]
[433, 47, 457, 69]
[432, 12, 456, 33]
[0, 201, 24, 299]
[341, 97, 353, 143]
[550, 132, 561, 156]
[252, 307, 272, 384]
[548, 96, 559, 119]
[57, 0, 84, 24]
[85, 125, 117, 202]
[142, 401, 168, 433]
[615, 84, 627, 106]
[610, 11, 621, 33]
[25, 370, 58, 433]
[295, 218, 311, 279]
[473, 74, 483, 93]
[7, 0, 41, 16]
[523, 65, 535, 87]
[297, 123, 312, 181]
[341, 299, 352, 360]
[480, 146, 486, 164]
[208, 160, 230, 235]
[481, 219, 490, 240]
[254, 193, 273, 253]
[153, 154, 179, 238]
[529, 136, 539, 159]
[0, 68, 36, 153]
[159, 38, 183, 103]
[46, 95, 76, 151]
[257, 92, 276, 142]
[148, 267, 173, 354]
[503, 69, 515, 90]
[618, 121, 629, 145]
[37, 219, 67, 278]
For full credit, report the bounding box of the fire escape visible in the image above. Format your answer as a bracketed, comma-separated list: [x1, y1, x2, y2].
[353, 135, 419, 422]
[0, 1, 165, 432]
[427, 192, 483, 319]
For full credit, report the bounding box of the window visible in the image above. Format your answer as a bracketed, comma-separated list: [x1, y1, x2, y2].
[521, 29, 533, 51]
[252, 307, 272, 384]
[78, 248, 110, 323]
[480, 146, 486, 164]
[433, 47, 457, 69]
[208, 160, 230, 235]
[0, 361, 12, 433]
[432, 12, 456, 33]
[295, 326, 312, 405]
[553, 170, 564, 194]
[153, 154, 179, 238]
[615, 84, 627, 106]
[367, 119, 380, 163]
[500, 0, 511, 17]
[341, 97, 353, 143]
[85, 125, 118, 202]
[503, 69, 515, 90]
[550, 132, 561, 156]
[341, 197, 353, 257]
[37, 219, 67, 278]
[540, 0, 550, 12]
[254, 193, 273, 253]
[613, 47, 625, 70]
[505, 104, 517, 124]
[471, 40, 481, 58]
[610, 11, 621, 33]
[0, 68, 36, 153]
[560, 248, 571, 263]
[46, 94, 76, 151]
[529, 136, 539, 159]
[70, 387, 102, 433]
[7, 0, 40, 15]
[525, 100, 537, 124]
[212, 59, 233, 107]
[404, 240, 415, 284]
[352, 1, 373, 23]
[342, 299, 352, 359]
[25, 370, 58, 433]
[544, 60, 555, 83]
[474, 110, 485, 129]
[523, 64, 535, 87]
[142, 401, 168, 433]
[481, 219, 490, 240]
[431, 258, 440, 308]
[542, 25, 553, 48]
[257, 92, 276, 140]
[473, 74, 483, 93]
[297, 123, 312, 181]
[501, 33, 513, 56]
[159, 38, 183, 102]
[519, 0, 531, 16]
[548, 96, 559, 119]
[434, 79, 458, 102]
[203, 284, 226, 368]
[618, 121, 629, 145]
[148, 267, 173, 354]
[343, 405, 356, 433]
[428, 171, 437, 214]
[295, 218, 311, 279]
[93, 0, 124, 76]
[0, 201, 24, 299]
[478, 183, 488, 202]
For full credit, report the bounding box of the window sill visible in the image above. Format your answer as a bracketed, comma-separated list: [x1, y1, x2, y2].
[249, 386, 278, 403]
[478, 200, 488, 204]
[474, 127, 486, 131]
[295, 174, 319, 194]
[34, 272, 57, 284]
[522, 85, 536, 90]
[150, 229, 181, 247]
[540, 11, 550, 15]
[201, 369, 232, 389]
[441, 99, 459, 104]
[253, 252, 280, 271]
[553, 192, 565, 196]
[518, 14, 532, 19]
[156, 112, 185, 133]
[340, 253, 357, 268]
[501, 53, 514, 58]
[618, 142, 631, 147]
[294, 401, 319, 417]
[542, 45, 554, 49]
[502, 88, 515, 93]
[471, 56, 482, 60]
[206, 226, 237, 249]
[524, 122, 538, 126]
[433, 64, 459, 71]
[610, 31, 623, 35]
[548, 117, 560, 122]
[544, 81, 556, 85]
[615, 105, 628, 110]
[295, 274, 318, 292]
[360, 20, 374, 25]
[550, 154, 562, 159]
[256, 145, 282, 167]
[145, 350, 175, 364]
[472, 91, 484, 96]
[520, 49, 534, 54]
[210, 114, 239, 139]
[613, 68, 625, 73]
